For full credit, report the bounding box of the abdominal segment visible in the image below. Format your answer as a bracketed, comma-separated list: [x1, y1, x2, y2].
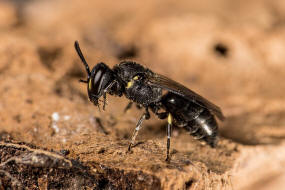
[185, 109, 218, 147]
[161, 92, 218, 147]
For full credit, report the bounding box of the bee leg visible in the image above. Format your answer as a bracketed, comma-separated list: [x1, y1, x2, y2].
[102, 81, 117, 110]
[151, 105, 168, 119]
[124, 102, 133, 113]
[189, 126, 199, 134]
[128, 108, 150, 152]
[94, 117, 109, 135]
[136, 104, 143, 110]
[103, 93, 107, 111]
[194, 134, 205, 140]
[166, 113, 173, 162]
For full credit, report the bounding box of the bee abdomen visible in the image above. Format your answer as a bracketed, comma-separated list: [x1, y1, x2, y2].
[185, 109, 218, 147]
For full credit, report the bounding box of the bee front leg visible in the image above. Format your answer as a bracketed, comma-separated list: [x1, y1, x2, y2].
[128, 108, 150, 152]
[102, 80, 117, 110]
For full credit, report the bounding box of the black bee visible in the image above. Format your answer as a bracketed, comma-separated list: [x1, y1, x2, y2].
[75, 41, 225, 161]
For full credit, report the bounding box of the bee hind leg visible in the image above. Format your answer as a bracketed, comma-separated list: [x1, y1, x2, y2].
[166, 113, 172, 162]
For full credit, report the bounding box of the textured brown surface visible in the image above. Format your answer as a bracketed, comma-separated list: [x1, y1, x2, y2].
[0, 0, 285, 189]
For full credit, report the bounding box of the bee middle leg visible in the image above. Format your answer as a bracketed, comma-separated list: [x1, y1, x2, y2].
[102, 80, 117, 110]
[128, 108, 150, 151]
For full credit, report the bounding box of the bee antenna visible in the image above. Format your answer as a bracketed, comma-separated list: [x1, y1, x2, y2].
[74, 41, 91, 78]
[79, 79, 88, 83]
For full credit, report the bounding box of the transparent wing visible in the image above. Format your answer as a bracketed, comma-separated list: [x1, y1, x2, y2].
[147, 73, 225, 120]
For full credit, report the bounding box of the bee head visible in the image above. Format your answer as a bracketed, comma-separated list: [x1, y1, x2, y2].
[74, 41, 116, 107]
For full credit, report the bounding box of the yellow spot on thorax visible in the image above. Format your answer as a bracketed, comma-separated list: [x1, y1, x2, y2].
[126, 81, 133, 89]
[126, 76, 139, 89]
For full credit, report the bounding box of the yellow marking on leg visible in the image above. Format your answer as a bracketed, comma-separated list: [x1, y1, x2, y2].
[168, 114, 172, 124]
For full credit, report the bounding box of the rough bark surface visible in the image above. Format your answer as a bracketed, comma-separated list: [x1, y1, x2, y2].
[0, 0, 285, 189]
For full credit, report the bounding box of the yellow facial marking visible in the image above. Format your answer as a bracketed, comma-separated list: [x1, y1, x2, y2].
[88, 80, 92, 90]
[168, 114, 172, 124]
[133, 76, 139, 80]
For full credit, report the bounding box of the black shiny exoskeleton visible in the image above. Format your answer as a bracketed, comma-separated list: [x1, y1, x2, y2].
[74, 41, 225, 161]
[161, 92, 219, 147]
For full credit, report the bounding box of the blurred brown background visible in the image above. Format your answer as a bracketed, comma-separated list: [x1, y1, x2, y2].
[0, 0, 285, 189]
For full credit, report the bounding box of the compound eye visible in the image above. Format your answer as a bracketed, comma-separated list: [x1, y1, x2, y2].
[94, 70, 105, 94]
[88, 69, 105, 96]
[94, 70, 102, 83]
